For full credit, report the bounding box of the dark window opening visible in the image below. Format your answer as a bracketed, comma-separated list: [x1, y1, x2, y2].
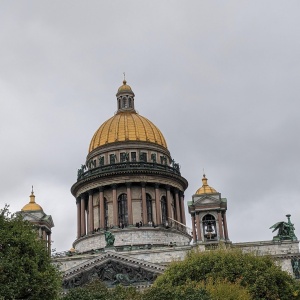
[146, 193, 152, 223]
[202, 214, 217, 240]
[131, 152, 136, 162]
[140, 152, 147, 162]
[110, 154, 116, 164]
[160, 156, 167, 165]
[161, 196, 167, 225]
[151, 153, 156, 163]
[122, 97, 127, 108]
[120, 152, 128, 162]
[104, 198, 108, 229]
[118, 193, 128, 227]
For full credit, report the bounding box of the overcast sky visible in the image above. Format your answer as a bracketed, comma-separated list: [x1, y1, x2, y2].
[1, 1, 300, 252]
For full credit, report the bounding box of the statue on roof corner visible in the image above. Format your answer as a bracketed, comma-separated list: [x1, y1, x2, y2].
[104, 231, 115, 247]
[270, 214, 297, 242]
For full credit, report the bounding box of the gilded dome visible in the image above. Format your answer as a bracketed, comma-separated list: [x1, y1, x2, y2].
[21, 189, 43, 212]
[89, 111, 167, 152]
[89, 80, 167, 152]
[195, 174, 217, 194]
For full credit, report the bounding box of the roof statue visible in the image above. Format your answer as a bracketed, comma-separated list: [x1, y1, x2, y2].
[104, 231, 115, 247]
[270, 214, 297, 242]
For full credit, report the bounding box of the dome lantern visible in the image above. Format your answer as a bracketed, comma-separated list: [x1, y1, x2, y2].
[116, 79, 135, 112]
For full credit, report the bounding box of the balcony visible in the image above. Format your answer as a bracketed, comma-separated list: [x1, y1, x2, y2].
[77, 161, 181, 181]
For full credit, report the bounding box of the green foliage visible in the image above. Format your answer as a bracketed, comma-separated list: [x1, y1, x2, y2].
[112, 284, 142, 300]
[203, 278, 252, 300]
[62, 280, 108, 300]
[143, 280, 211, 300]
[0, 205, 61, 300]
[153, 248, 300, 300]
[62, 280, 142, 300]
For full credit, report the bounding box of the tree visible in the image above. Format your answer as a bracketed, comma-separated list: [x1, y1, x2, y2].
[62, 280, 142, 300]
[142, 280, 211, 300]
[0, 205, 61, 300]
[152, 248, 300, 300]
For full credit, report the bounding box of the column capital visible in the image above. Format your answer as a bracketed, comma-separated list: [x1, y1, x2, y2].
[98, 186, 104, 192]
[166, 185, 170, 191]
[126, 182, 132, 188]
[76, 197, 81, 204]
[174, 189, 179, 195]
[111, 184, 117, 189]
[88, 190, 93, 196]
[155, 183, 160, 189]
[141, 182, 146, 188]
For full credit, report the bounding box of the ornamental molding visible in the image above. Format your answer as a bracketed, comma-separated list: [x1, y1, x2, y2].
[192, 194, 221, 206]
[62, 252, 165, 289]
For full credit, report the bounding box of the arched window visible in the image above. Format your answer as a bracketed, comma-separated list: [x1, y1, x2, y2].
[122, 97, 127, 108]
[104, 198, 108, 229]
[118, 193, 128, 227]
[172, 200, 175, 221]
[128, 98, 132, 108]
[202, 214, 217, 240]
[161, 196, 167, 225]
[146, 193, 152, 223]
[118, 98, 121, 109]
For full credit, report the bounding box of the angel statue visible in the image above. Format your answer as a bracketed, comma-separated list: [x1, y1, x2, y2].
[269, 214, 297, 241]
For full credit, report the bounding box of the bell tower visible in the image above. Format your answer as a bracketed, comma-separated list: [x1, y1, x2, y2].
[18, 188, 54, 256]
[188, 174, 229, 245]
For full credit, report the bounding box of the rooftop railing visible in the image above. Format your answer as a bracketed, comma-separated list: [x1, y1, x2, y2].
[77, 161, 181, 181]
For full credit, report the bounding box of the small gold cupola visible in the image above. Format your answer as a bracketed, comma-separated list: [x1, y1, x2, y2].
[21, 186, 43, 212]
[195, 174, 218, 195]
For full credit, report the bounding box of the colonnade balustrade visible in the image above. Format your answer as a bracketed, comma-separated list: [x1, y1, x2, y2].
[76, 183, 187, 239]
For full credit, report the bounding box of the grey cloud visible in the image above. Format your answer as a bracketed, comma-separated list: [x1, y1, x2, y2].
[0, 1, 299, 251]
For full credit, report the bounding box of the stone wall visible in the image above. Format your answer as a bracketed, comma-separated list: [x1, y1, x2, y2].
[74, 227, 191, 253]
[233, 240, 299, 256]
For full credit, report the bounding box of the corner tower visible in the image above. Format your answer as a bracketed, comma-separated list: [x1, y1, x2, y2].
[188, 175, 229, 246]
[18, 188, 54, 255]
[71, 80, 190, 252]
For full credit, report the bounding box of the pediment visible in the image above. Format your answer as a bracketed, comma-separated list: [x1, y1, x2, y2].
[62, 251, 165, 289]
[193, 195, 221, 206]
[21, 212, 43, 222]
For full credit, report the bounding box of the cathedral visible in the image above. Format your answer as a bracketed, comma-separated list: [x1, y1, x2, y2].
[19, 80, 300, 289]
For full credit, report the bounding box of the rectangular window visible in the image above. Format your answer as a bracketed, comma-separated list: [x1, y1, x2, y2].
[120, 152, 126, 162]
[110, 154, 116, 164]
[131, 152, 136, 162]
[151, 153, 156, 163]
[160, 156, 167, 165]
[140, 152, 147, 162]
[99, 156, 104, 166]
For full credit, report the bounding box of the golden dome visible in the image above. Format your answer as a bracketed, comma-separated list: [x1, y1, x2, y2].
[89, 111, 167, 152]
[195, 174, 218, 195]
[117, 80, 133, 94]
[21, 188, 43, 212]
